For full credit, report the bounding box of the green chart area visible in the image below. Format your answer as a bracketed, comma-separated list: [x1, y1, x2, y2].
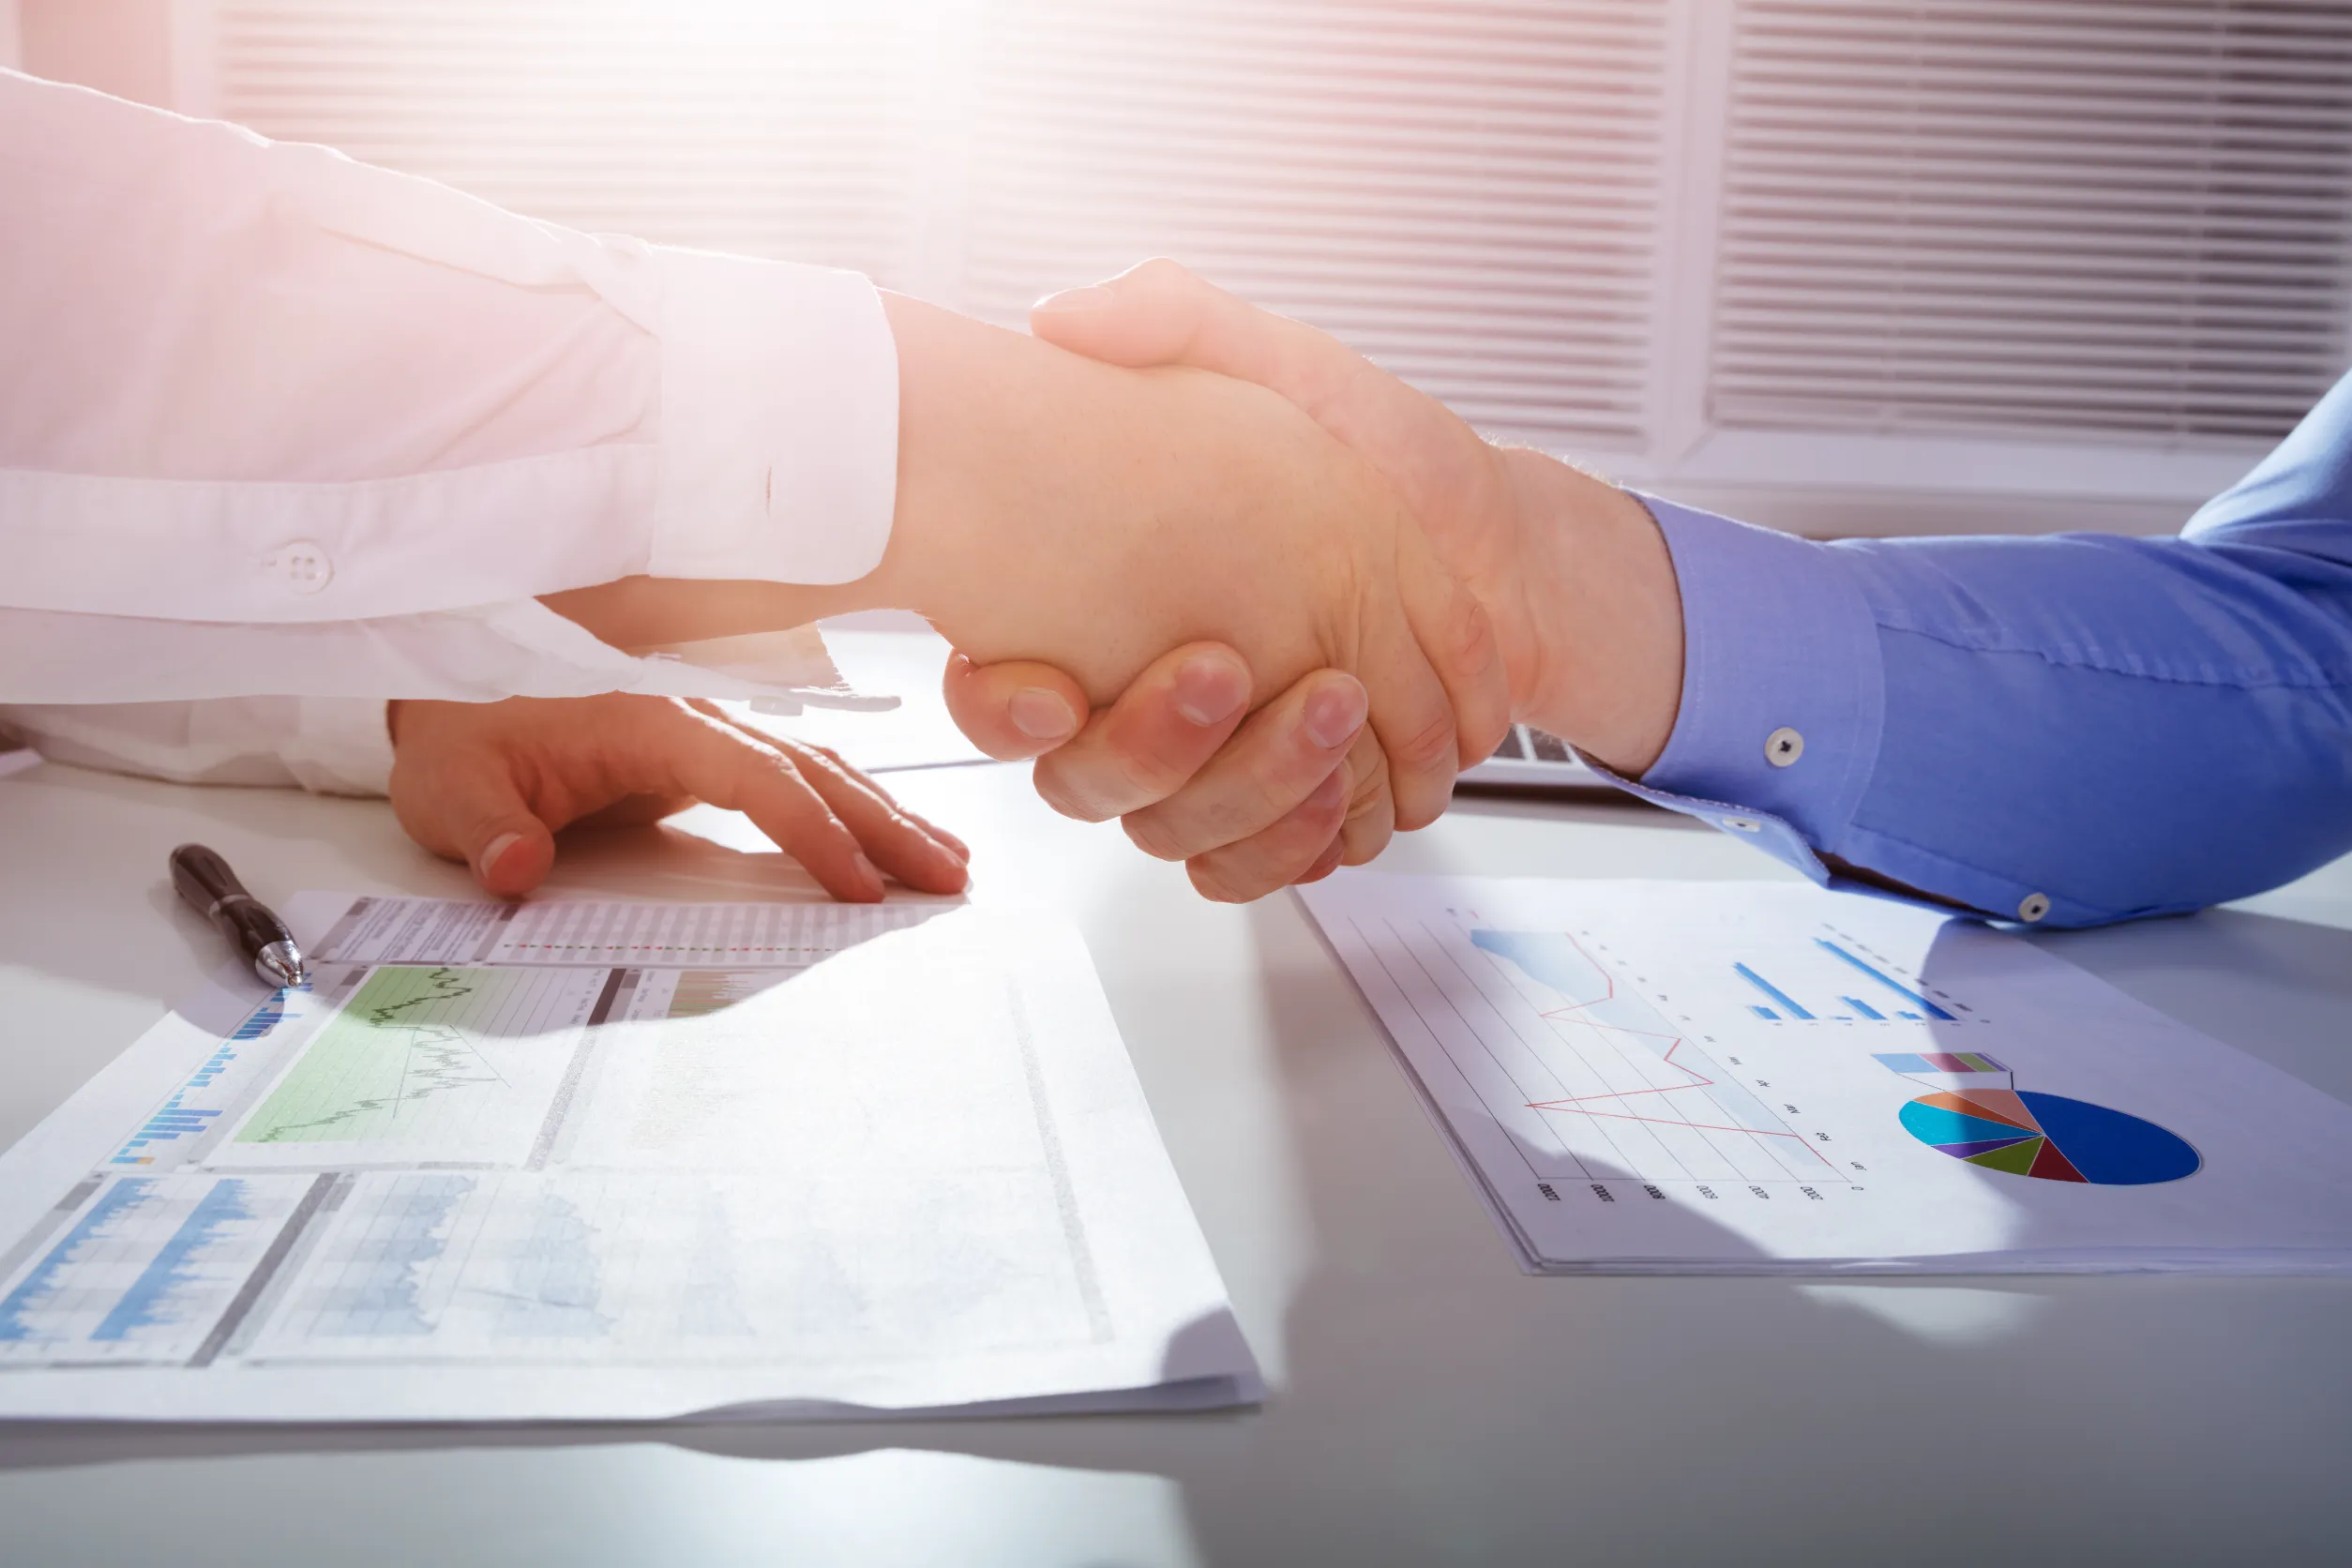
[236, 967, 538, 1146]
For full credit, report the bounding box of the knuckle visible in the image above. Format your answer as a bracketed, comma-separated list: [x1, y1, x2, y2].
[1393, 781, 1453, 834]
[1133, 255, 1190, 291]
[1116, 743, 1196, 803]
[1390, 708, 1459, 774]
[1184, 855, 1261, 905]
[1452, 592, 1500, 676]
[1122, 813, 1189, 863]
[1032, 758, 1120, 823]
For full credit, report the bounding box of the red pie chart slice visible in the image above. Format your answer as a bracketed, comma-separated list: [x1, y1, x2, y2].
[2027, 1139, 2090, 1183]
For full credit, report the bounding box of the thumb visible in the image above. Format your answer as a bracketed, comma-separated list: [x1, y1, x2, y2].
[391, 756, 557, 897]
[1032, 257, 1371, 436]
[940, 653, 1088, 761]
[1031, 257, 1214, 369]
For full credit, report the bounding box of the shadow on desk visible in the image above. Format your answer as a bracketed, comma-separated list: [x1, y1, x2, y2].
[5, 764, 851, 1012]
[8, 778, 2352, 1565]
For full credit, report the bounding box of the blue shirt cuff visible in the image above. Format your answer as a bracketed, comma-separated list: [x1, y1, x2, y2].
[1636, 495, 1886, 845]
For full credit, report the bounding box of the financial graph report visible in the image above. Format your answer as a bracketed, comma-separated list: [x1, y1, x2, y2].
[0, 899, 1240, 1422]
[1303, 871, 2352, 1275]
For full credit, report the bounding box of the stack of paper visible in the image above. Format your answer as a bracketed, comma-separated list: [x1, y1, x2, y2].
[1302, 870, 2352, 1274]
[0, 897, 1258, 1420]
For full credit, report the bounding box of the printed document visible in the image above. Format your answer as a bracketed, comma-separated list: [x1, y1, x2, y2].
[1301, 871, 2352, 1274]
[0, 897, 1258, 1420]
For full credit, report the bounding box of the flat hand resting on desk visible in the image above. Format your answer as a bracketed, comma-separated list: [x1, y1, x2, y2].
[386, 694, 971, 902]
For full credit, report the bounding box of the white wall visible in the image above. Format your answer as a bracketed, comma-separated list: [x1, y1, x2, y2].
[18, 0, 173, 106]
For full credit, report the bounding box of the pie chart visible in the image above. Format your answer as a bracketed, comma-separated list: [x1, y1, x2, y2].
[1897, 1089, 2200, 1185]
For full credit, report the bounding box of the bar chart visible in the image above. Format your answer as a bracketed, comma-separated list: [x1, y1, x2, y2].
[0, 1174, 314, 1364]
[1731, 937, 1966, 1023]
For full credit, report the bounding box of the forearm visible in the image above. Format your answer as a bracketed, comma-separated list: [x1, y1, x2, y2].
[551, 294, 1389, 706]
[6, 71, 893, 705]
[0, 700, 394, 794]
[1619, 506, 2352, 926]
[535, 293, 1054, 651]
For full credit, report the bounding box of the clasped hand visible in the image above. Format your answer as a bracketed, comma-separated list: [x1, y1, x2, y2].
[942, 261, 1685, 900]
[391, 266, 1683, 900]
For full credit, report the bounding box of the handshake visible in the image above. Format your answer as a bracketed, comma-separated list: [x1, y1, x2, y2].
[391, 263, 1689, 903]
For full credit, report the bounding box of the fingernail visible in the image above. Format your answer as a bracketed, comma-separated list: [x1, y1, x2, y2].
[1171, 653, 1248, 727]
[854, 851, 884, 890]
[1302, 678, 1368, 749]
[1009, 686, 1078, 741]
[476, 832, 525, 880]
[1033, 285, 1118, 314]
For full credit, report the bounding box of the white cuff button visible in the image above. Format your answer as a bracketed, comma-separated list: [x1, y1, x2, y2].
[2018, 892, 2051, 923]
[267, 540, 334, 596]
[1722, 817, 1762, 834]
[1765, 726, 1804, 767]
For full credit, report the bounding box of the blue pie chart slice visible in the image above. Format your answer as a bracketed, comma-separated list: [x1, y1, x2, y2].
[1899, 1091, 2199, 1185]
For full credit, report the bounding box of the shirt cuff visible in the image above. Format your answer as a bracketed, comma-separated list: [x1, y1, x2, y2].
[287, 699, 397, 796]
[1635, 494, 1887, 855]
[649, 249, 898, 586]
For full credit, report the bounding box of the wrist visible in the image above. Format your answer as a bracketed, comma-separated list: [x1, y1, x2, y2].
[867, 292, 1078, 638]
[1495, 446, 1684, 775]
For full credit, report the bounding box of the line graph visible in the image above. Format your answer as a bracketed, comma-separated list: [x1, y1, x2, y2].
[243, 968, 504, 1142]
[227, 966, 604, 1167]
[1358, 911, 1838, 1186]
[1466, 928, 1836, 1184]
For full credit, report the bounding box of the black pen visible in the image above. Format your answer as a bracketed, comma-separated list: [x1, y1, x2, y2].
[169, 843, 309, 988]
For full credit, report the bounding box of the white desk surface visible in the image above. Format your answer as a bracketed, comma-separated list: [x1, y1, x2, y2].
[4, 750, 2350, 1567]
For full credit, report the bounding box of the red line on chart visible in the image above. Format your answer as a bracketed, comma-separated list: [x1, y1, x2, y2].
[1512, 931, 1837, 1169]
[1526, 1039, 1712, 1108]
[1527, 1107, 1818, 1140]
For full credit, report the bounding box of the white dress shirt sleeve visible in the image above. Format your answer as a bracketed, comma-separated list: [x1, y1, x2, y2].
[0, 700, 397, 796]
[0, 69, 898, 702]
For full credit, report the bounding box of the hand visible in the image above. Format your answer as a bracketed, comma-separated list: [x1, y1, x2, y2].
[942, 640, 1379, 900]
[385, 694, 971, 902]
[948, 261, 1686, 897]
[546, 293, 1514, 847]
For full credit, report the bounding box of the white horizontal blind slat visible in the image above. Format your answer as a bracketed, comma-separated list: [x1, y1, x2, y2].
[1709, 0, 2352, 445]
[957, 0, 1672, 448]
[212, 0, 935, 288]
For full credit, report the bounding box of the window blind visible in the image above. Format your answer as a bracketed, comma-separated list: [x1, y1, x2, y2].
[199, 0, 2352, 509]
[213, 0, 934, 286]
[957, 1, 1672, 448]
[1709, 0, 2352, 444]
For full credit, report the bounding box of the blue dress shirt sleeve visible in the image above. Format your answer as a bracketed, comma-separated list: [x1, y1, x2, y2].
[1615, 370, 2352, 928]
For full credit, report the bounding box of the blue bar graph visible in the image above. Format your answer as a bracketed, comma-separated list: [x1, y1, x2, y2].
[1750, 1004, 1780, 1020]
[106, 991, 296, 1167]
[1734, 963, 1814, 1020]
[92, 1180, 257, 1341]
[1843, 996, 1885, 1020]
[1815, 940, 1955, 1021]
[0, 1181, 156, 1341]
